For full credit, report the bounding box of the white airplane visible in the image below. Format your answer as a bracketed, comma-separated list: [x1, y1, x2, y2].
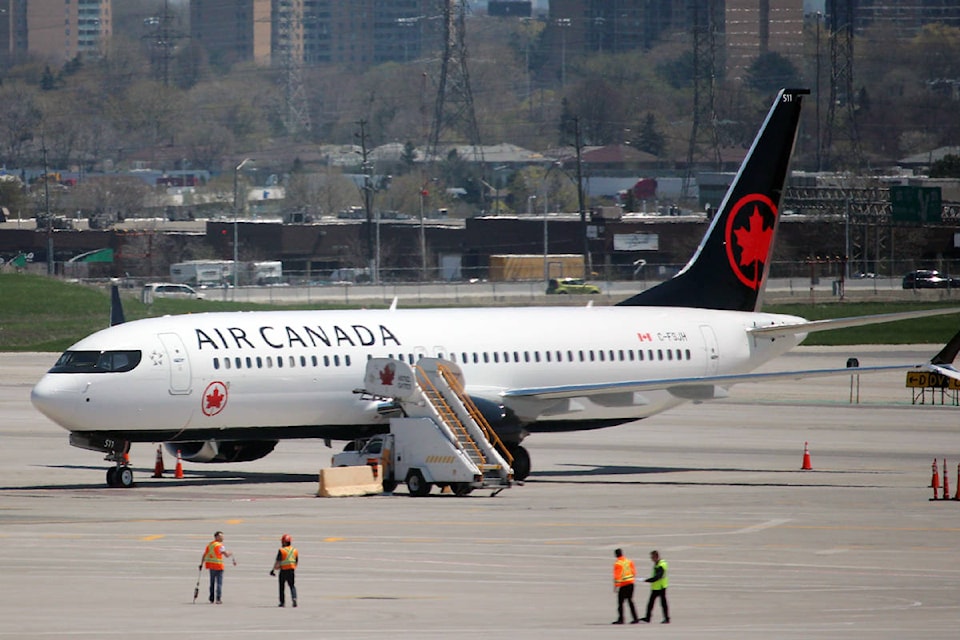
[31, 89, 960, 488]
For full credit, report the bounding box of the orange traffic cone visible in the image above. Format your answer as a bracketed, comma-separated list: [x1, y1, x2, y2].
[954, 463, 960, 501]
[931, 458, 940, 500]
[175, 449, 184, 479]
[801, 442, 812, 470]
[152, 445, 165, 478]
[944, 459, 950, 501]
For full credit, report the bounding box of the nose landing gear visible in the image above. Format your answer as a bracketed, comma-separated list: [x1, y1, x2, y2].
[104, 441, 134, 488]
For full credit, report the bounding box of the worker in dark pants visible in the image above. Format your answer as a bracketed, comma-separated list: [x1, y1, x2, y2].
[611, 548, 640, 624]
[270, 533, 298, 607]
[640, 549, 669, 623]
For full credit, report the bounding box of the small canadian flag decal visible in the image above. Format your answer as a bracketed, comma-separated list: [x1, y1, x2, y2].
[637, 332, 652, 342]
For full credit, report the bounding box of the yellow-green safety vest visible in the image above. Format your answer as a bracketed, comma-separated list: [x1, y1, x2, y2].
[650, 560, 668, 590]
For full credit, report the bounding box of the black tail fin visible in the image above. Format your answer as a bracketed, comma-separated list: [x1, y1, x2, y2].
[618, 88, 808, 311]
[110, 284, 126, 326]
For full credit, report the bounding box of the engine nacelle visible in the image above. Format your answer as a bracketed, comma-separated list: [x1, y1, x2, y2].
[165, 440, 278, 463]
[469, 395, 525, 444]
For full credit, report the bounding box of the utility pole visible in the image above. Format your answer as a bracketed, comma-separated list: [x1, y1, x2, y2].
[357, 120, 375, 282]
[42, 137, 53, 275]
[572, 116, 589, 278]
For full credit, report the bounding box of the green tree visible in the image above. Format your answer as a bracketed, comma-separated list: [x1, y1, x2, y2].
[930, 154, 960, 178]
[633, 112, 665, 157]
[744, 52, 801, 95]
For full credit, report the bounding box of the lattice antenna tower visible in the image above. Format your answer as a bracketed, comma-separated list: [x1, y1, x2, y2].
[276, 0, 312, 135]
[143, 0, 188, 86]
[824, 0, 862, 170]
[683, 0, 721, 198]
[428, 0, 482, 161]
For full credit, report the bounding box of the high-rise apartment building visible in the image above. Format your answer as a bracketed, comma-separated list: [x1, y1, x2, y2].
[547, 0, 803, 82]
[190, 0, 274, 66]
[189, 0, 438, 69]
[0, 0, 111, 64]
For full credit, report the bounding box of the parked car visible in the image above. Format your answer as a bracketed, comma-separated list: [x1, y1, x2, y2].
[546, 277, 601, 295]
[141, 282, 205, 300]
[902, 270, 959, 289]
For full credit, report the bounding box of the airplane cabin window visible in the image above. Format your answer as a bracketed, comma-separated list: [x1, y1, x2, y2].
[289, 355, 296, 367]
[300, 356, 307, 367]
[50, 350, 143, 374]
[277, 356, 283, 368]
[345, 355, 351, 366]
[245, 357, 252, 368]
[534, 352, 540, 363]
[267, 357, 273, 368]
[214, 358, 220, 370]
[224, 358, 231, 369]
[598, 351, 605, 362]
[493, 352, 499, 363]
[323, 355, 330, 367]
[685, 349, 691, 360]
[657, 350, 663, 361]
[312, 355, 318, 366]
[638, 350, 644, 361]
[334, 355, 340, 366]
[235, 357, 241, 369]
[256, 357, 263, 368]
[545, 351, 551, 362]
[567, 350, 574, 362]
[483, 353, 489, 363]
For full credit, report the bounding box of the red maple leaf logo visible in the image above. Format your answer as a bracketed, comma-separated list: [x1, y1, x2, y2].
[724, 193, 777, 290]
[379, 363, 395, 386]
[206, 387, 224, 410]
[201, 381, 228, 417]
[733, 206, 773, 269]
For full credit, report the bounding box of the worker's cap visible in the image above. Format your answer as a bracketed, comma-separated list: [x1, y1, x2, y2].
[281, 533, 292, 544]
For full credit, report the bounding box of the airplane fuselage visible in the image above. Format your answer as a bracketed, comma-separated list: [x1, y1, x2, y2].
[31, 306, 806, 444]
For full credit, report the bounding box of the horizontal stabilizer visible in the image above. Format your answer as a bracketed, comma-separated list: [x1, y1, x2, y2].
[748, 307, 960, 339]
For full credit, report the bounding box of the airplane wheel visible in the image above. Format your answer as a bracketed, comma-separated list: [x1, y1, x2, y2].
[452, 483, 474, 496]
[406, 470, 431, 497]
[510, 445, 531, 481]
[117, 466, 134, 488]
[106, 467, 118, 487]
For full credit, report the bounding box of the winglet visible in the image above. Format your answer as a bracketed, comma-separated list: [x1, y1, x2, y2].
[618, 88, 808, 311]
[110, 285, 126, 326]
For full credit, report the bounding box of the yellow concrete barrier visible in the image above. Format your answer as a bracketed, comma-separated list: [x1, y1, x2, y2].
[318, 465, 383, 497]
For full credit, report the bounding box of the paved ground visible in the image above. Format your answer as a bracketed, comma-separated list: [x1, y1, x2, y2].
[2, 347, 960, 639]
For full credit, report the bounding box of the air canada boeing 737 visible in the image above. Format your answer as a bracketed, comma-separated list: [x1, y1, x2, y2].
[30, 89, 960, 487]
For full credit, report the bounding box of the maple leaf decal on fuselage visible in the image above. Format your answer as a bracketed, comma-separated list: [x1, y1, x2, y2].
[724, 193, 778, 290]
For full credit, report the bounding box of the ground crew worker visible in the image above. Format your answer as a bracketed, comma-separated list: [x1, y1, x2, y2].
[270, 533, 298, 607]
[640, 549, 669, 623]
[611, 548, 640, 624]
[199, 531, 235, 604]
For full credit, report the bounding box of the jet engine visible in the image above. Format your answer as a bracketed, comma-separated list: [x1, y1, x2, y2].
[469, 396, 530, 481]
[165, 440, 278, 463]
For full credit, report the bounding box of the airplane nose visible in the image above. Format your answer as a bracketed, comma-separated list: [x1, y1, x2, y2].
[30, 374, 85, 429]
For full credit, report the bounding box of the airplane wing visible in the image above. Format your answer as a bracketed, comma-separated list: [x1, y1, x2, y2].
[503, 325, 960, 403]
[748, 307, 960, 338]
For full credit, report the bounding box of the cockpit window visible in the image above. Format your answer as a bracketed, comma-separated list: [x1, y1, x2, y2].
[49, 350, 142, 373]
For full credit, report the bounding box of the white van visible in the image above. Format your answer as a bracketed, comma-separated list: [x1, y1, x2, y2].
[141, 283, 205, 303]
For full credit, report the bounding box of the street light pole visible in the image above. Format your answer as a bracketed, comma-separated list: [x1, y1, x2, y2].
[233, 158, 253, 289]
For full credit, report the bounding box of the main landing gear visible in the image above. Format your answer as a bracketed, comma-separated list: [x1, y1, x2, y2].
[507, 445, 530, 482]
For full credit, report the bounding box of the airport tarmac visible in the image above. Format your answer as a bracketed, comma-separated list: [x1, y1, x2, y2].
[2, 347, 960, 639]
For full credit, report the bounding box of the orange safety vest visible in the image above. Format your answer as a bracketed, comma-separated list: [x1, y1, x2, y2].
[613, 557, 636, 588]
[203, 541, 224, 570]
[278, 546, 298, 570]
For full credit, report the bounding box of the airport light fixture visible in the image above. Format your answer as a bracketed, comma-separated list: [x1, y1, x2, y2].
[233, 158, 254, 290]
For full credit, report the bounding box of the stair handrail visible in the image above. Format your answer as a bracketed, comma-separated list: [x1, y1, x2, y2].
[436, 363, 514, 467]
[414, 365, 487, 464]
